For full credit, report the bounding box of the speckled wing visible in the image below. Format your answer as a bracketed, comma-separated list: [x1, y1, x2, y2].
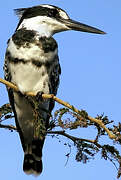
[4, 48, 25, 150]
[48, 55, 61, 112]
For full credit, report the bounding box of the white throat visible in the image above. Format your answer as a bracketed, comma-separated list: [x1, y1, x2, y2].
[18, 16, 53, 37]
[17, 16, 68, 38]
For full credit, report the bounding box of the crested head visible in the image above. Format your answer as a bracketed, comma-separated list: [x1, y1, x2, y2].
[14, 4, 70, 37]
[15, 4, 69, 20]
[14, 4, 105, 37]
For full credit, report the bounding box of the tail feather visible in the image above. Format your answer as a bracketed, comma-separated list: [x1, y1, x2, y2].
[23, 154, 43, 175]
[23, 139, 44, 175]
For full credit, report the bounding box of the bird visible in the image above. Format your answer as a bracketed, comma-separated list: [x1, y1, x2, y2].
[4, 4, 105, 176]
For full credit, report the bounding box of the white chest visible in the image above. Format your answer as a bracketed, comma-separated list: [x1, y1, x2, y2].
[7, 39, 57, 94]
[9, 62, 50, 94]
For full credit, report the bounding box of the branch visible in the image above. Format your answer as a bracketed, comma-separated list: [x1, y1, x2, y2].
[0, 124, 17, 131]
[47, 130, 101, 148]
[1, 78, 121, 178]
[0, 78, 116, 140]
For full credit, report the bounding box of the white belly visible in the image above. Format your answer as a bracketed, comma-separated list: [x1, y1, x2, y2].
[9, 62, 50, 94]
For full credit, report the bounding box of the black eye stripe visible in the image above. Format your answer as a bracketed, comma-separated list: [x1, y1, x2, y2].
[48, 9, 58, 17]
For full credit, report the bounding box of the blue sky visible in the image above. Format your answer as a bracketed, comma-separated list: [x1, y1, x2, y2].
[0, 0, 121, 179]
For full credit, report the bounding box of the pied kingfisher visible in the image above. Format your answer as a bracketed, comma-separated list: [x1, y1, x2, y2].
[4, 4, 105, 176]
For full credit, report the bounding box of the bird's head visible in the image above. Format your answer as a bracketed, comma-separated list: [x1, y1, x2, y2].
[15, 4, 105, 37]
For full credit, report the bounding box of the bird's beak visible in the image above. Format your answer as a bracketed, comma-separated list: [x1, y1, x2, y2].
[60, 18, 106, 34]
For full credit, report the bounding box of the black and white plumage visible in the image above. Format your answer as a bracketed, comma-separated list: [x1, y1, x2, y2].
[4, 4, 105, 176]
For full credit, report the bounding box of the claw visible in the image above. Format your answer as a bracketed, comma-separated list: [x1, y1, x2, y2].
[36, 91, 44, 101]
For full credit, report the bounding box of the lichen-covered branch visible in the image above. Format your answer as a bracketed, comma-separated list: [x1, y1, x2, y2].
[1, 77, 121, 178]
[0, 77, 116, 141]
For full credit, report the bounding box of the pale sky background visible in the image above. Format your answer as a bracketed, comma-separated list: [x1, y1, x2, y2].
[0, 0, 121, 180]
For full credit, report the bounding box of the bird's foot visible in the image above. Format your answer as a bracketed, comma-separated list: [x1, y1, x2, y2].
[36, 91, 44, 101]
